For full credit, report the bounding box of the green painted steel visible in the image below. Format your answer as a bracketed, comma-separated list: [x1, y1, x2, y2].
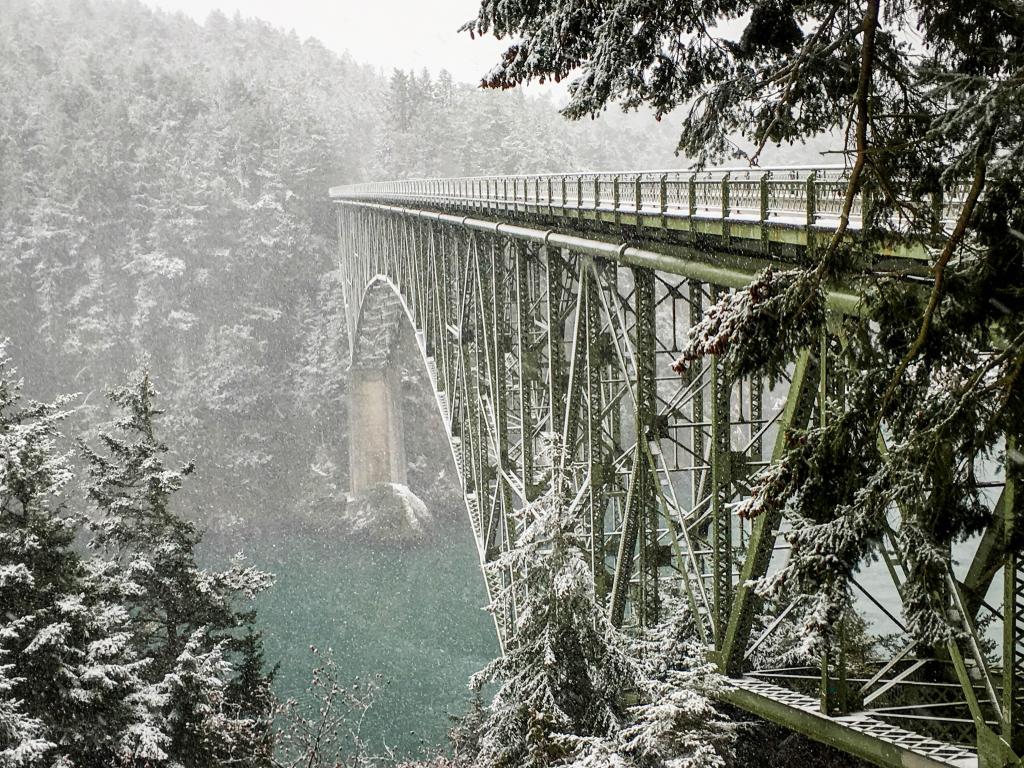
[1003, 439, 1023, 756]
[720, 681, 964, 768]
[720, 348, 818, 676]
[332, 169, 1016, 768]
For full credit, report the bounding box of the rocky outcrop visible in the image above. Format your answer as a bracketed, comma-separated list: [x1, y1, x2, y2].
[343, 482, 434, 546]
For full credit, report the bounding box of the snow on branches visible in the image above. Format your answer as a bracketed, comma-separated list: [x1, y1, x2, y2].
[1, 353, 275, 767]
[470, 436, 732, 768]
[471, 451, 639, 766]
[672, 268, 824, 383]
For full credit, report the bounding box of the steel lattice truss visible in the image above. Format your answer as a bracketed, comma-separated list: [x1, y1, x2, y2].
[332, 168, 1021, 768]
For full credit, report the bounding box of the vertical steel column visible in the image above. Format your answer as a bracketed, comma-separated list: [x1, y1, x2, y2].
[546, 248, 568, 441]
[514, 242, 535, 500]
[1003, 434, 1024, 755]
[490, 236, 519, 640]
[560, 260, 590, 463]
[412, 219, 427, 336]
[750, 374, 763, 461]
[635, 267, 659, 626]
[584, 266, 608, 599]
[688, 280, 706, 509]
[609, 266, 658, 627]
[687, 279, 711, 631]
[710, 285, 733, 644]
[421, 221, 436, 353]
[436, 224, 454, 397]
[818, 332, 848, 714]
[485, 234, 512, 560]
[466, 234, 487, 505]
[720, 349, 817, 674]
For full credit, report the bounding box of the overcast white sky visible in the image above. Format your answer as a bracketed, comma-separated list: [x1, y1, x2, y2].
[141, 0, 513, 85]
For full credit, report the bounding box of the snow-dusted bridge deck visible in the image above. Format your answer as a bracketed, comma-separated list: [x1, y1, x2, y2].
[331, 168, 1017, 768]
[331, 165, 970, 262]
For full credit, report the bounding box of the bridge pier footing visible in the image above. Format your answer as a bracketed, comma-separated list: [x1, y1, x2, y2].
[348, 366, 406, 492]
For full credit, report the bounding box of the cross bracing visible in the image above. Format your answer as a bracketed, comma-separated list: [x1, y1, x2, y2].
[331, 167, 1019, 768]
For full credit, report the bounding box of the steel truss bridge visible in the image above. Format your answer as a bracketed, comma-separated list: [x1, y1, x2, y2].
[331, 167, 1020, 768]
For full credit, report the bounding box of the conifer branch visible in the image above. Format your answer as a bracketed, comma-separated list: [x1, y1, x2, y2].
[817, 0, 880, 274]
[876, 151, 989, 422]
[750, 8, 841, 166]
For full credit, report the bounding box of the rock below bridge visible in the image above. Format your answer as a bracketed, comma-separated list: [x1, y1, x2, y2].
[343, 482, 433, 545]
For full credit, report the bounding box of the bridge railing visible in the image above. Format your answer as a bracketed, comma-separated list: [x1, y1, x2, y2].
[331, 166, 967, 235]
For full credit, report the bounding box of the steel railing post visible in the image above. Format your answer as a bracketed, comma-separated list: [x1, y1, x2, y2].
[613, 174, 620, 224]
[760, 171, 771, 252]
[806, 171, 817, 255]
[721, 172, 731, 244]
[659, 173, 667, 230]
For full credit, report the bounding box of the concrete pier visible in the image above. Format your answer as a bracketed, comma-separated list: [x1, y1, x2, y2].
[348, 365, 407, 492]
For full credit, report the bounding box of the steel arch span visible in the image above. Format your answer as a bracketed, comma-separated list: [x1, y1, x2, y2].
[333, 169, 1019, 768]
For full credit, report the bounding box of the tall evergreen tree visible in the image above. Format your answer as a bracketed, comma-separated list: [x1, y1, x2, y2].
[82, 371, 276, 766]
[0, 659, 51, 767]
[0, 346, 157, 766]
[470, 442, 641, 767]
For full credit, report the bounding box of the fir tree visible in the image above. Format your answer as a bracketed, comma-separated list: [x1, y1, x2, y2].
[470, 438, 641, 768]
[0, 346, 154, 766]
[81, 370, 275, 766]
[561, 604, 734, 768]
[156, 631, 270, 768]
[618, 609, 734, 768]
[0, 658, 51, 767]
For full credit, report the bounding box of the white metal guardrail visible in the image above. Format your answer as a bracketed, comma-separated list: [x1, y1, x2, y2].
[330, 166, 968, 234]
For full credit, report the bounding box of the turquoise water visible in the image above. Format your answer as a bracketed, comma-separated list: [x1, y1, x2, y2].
[253, 523, 497, 757]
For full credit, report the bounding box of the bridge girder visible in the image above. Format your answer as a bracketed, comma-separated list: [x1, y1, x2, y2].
[335, 174, 1021, 768]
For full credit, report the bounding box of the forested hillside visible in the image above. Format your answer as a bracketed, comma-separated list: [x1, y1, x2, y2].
[0, 0, 681, 540]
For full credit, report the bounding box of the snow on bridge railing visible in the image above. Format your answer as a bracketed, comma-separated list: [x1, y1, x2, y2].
[330, 166, 968, 234]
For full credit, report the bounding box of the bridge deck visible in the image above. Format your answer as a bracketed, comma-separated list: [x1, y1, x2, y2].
[331, 165, 967, 263]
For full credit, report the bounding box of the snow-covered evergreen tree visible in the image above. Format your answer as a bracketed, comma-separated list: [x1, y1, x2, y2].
[465, 432, 733, 768]
[562, 605, 734, 768]
[0, 346, 154, 765]
[154, 630, 271, 767]
[620, 609, 734, 768]
[81, 371, 276, 766]
[0, 658, 51, 767]
[470, 438, 641, 767]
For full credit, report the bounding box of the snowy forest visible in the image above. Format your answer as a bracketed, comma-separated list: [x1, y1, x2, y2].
[0, 0, 684, 540]
[5, 0, 1023, 766]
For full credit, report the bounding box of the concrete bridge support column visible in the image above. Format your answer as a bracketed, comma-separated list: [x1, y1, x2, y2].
[348, 366, 407, 492]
